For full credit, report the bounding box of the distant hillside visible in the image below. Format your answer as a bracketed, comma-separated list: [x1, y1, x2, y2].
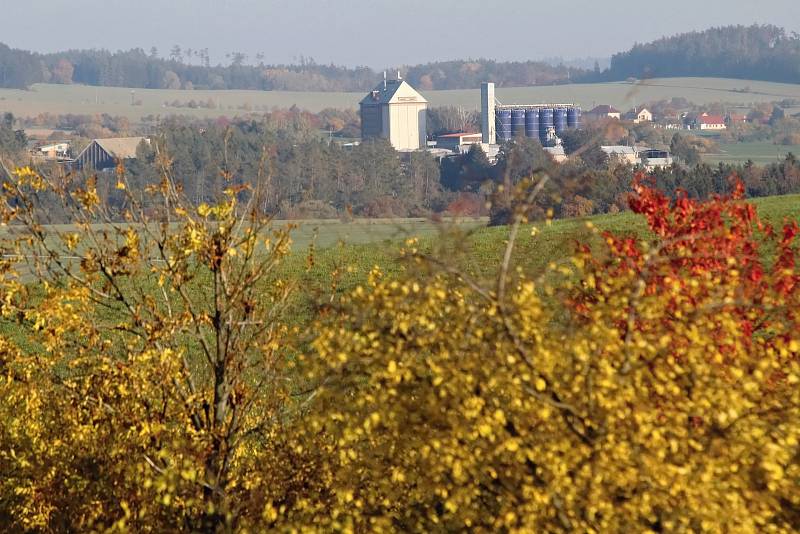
[403, 60, 588, 90]
[606, 25, 800, 84]
[2, 25, 800, 92]
[0, 45, 586, 92]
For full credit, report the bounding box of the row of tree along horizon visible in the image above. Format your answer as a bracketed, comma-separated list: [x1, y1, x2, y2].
[1, 25, 799, 91]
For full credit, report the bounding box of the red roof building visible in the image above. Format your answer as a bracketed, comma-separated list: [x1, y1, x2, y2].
[695, 114, 727, 130]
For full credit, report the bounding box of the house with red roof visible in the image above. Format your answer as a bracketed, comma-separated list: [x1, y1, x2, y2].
[693, 113, 727, 131]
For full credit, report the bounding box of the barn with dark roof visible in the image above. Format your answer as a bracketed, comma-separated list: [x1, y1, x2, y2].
[74, 137, 149, 170]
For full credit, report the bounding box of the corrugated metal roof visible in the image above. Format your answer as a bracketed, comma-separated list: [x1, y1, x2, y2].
[93, 137, 147, 159]
[601, 145, 637, 155]
[360, 79, 428, 106]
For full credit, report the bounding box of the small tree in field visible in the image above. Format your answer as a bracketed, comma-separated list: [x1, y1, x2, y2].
[0, 162, 330, 531]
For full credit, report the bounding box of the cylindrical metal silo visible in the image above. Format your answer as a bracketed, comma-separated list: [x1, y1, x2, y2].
[554, 108, 568, 135]
[525, 108, 540, 139]
[496, 109, 512, 142]
[567, 107, 581, 129]
[511, 109, 526, 137]
[539, 108, 554, 144]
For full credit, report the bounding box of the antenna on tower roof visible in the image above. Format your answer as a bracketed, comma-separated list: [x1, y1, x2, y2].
[397, 70, 402, 81]
[383, 71, 387, 90]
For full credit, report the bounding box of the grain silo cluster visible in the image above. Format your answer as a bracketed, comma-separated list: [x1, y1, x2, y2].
[481, 82, 581, 146]
[358, 77, 583, 156]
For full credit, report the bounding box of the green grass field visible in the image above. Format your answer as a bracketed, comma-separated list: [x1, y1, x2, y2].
[703, 142, 800, 165]
[11, 192, 797, 288]
[1, 194, 797, 340]
[291, 193, 800, 306]
[2, 77, 800, 121]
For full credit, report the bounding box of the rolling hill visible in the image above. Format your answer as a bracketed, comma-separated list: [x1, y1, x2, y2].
[3, 77, 800, 122]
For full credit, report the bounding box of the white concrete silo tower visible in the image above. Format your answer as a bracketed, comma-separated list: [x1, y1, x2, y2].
[481, 82, 496, 145]
[360, 75, 428, 151]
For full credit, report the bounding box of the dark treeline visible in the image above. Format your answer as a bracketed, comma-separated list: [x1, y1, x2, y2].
[121, 115, 446, 219]
[404, 60, 588, 90]
[4, 25, 800, 92]
[0, 45, 377, 91]
[606, 25, 800, 83]
[0, 44, 588, 91]
[0, 44, 42, 89]
[4, 24, 800, 91]
[0, 113, 27, 157]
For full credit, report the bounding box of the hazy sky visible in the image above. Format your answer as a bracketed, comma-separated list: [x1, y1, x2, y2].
[4, 0, 800, 67]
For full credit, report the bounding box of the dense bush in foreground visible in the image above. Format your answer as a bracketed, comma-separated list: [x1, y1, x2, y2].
[0, 167, 798, 532]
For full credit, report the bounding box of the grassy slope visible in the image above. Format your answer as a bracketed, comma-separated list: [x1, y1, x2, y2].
[279, 193, 800, 324]
[703, 142, 800, 165]
[3, 78, 800, 121]
[321, 193, 799, 278]
[1, 194, 796, 335]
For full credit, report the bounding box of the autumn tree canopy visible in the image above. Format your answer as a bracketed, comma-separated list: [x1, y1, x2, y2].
[0, 166, 798, 532]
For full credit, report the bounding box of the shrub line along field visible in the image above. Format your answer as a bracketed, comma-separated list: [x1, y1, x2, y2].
[3, 78, 800, 120]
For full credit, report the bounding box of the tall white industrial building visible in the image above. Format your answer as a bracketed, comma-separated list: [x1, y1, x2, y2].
[360, 75, 428, 151]
[481, 82, 496, 145]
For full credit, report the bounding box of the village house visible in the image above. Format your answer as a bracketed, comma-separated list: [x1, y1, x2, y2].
[637, 148, 674, 170]
[695, 114, 727, 130]
[624, 107, 653, 123]
[586, 105, 622, 120]
[600, 145, 638, 165]
[600, 146, 673, 169]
